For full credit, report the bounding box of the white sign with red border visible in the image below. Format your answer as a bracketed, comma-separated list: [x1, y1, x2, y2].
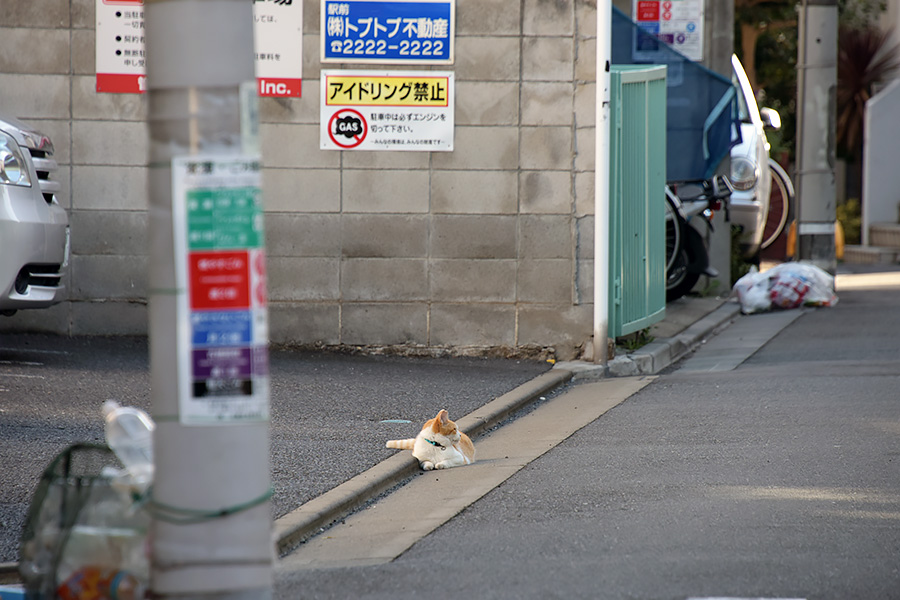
[320, 70, 454, 151]
[95, 0, 303, 97]
[95, 0, 146, 93]
[254, 0, 303, 97]
[632, 0, 704, 62]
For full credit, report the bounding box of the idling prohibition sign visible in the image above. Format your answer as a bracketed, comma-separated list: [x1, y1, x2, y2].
[328, 109, 368, 149]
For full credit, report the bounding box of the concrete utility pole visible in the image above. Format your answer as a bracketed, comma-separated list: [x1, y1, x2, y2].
[704, 0, 733, 290]
[146, 0, 272, 598]
[796, 0, 838, 274]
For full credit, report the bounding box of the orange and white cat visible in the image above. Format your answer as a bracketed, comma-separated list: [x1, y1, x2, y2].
[386, 409, 475, 470]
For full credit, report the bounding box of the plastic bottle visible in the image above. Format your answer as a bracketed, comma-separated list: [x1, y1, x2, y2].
[102, 400, 154, 487]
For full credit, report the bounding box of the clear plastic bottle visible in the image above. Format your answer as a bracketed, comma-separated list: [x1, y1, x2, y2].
[102, 400, 155, 487]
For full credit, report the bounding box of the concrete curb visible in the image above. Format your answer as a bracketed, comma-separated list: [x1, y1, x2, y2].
[624, 301, 742, 374]
[556, 301, 743, 379]
[273, 368, 574, 555]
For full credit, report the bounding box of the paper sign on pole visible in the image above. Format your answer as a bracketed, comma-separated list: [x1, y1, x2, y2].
[171, 156, 269, 424]
[320, 70, 454, 151]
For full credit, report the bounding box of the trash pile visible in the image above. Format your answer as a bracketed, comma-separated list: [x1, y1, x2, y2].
[732, 262, 838, 314]
[18, 401, 154, 600]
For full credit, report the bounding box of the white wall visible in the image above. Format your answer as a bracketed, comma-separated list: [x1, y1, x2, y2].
[862, 80, 900, 242]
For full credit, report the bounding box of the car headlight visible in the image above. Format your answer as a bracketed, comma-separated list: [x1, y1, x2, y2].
[0, 130, 32, 187]
[730, 156, 758, 192]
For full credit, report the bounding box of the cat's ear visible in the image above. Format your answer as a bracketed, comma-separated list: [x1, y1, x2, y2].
[438, 409, 449, 424]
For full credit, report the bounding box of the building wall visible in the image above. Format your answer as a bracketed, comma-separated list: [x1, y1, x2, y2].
[0, 0, 602, 360]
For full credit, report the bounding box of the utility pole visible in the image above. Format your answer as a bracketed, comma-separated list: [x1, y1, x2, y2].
[145, 1, 273, 598]
[796, 0, 838, 274]
[703, 0, 734, 291]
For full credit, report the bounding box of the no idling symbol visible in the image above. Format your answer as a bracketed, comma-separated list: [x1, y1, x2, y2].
[328, 109, 367, 149]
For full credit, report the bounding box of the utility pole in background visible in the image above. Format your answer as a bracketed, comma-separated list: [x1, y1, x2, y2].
[145, 0, 273, 598]
[796, 0, 838, 274]
[704, 0, 735, 291]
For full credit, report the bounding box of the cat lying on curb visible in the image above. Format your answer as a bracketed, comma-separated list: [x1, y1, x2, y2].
[386, 409, 476, 470]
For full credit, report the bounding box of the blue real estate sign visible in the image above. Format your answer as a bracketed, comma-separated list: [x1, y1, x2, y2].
[321, 0, 454, 64]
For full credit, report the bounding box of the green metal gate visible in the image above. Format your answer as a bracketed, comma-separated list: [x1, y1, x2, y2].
[608, 64, 667, 338]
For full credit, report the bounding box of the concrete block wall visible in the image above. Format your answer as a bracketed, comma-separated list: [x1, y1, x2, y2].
[0, 0, 603, 360]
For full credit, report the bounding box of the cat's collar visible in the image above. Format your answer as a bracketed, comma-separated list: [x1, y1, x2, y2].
[424, 438, 446, 450]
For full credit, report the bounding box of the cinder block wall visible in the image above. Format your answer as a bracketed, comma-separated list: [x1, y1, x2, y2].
[0, 0, 601, 360]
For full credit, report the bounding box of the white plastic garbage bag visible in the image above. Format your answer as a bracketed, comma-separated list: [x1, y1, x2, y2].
[732, 262, 838, 314]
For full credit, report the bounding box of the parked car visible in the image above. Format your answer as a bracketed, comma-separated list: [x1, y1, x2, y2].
[730, 54, 782, 261]
[0, 113, 68, 316]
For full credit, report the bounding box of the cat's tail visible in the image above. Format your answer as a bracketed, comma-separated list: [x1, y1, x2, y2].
[385, 438, 416, 451]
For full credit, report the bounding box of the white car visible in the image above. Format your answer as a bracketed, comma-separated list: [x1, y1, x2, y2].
[730, 54, 782, 260]
[0, 113, 69, 316]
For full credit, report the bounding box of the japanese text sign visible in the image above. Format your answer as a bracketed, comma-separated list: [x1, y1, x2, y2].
[96, 0, 146, 93]
[320, 70, 454, 151]
[95, 0, 303, 97]
[254, 0, 304, 97]
[172, 155, 270, 424]
[632, 0, 704, 62]
[321, 0, 454, 64]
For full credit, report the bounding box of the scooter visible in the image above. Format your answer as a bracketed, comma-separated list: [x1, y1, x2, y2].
[664, 174, 734, 302]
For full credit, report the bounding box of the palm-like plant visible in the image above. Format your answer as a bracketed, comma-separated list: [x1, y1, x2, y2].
[836, 25, 900, 162]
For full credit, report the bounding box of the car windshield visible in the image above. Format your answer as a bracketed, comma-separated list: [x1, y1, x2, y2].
[732, 71, 752, 123]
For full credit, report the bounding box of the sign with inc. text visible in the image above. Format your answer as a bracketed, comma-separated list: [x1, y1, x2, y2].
[95, 0, 304, 97]
[254, 0, 303, 97]
[320, 70, 454, 151]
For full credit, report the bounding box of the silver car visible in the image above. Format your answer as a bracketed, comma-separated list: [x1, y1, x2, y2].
[0, 113, 69, 316]
[730, 54, 782, 260]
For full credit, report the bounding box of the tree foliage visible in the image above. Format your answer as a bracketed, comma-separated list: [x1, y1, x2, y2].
[836, 24, 899, 161]
[735, 0, 894, 163]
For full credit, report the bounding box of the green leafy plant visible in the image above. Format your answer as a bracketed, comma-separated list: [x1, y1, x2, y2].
[731, 225, 754, 287]
[837, 198, 862, 245]
[617, 328, 655, 352]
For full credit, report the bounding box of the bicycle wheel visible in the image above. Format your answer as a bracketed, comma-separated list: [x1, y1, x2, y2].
[664, 187, 682, 272]
[760, 159, 794, 250]
[666, 223, 702, 302]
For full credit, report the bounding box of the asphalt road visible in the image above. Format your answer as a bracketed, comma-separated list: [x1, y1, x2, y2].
[0, 335, 551, 564]
[274, 273, 900, 599]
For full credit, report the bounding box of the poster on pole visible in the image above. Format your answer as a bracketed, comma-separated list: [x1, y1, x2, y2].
[321, 0, 454, 65]
[320, 70, 454, 151]
[632, 0, 704, 62]
[171, 155, 270, 424]
[95, 0, 303, 97]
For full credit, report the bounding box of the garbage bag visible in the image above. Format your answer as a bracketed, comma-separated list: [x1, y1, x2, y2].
[732, 262, 838, 314]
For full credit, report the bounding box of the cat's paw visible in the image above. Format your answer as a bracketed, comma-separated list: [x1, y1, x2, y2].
[420, 461, 435, 471]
